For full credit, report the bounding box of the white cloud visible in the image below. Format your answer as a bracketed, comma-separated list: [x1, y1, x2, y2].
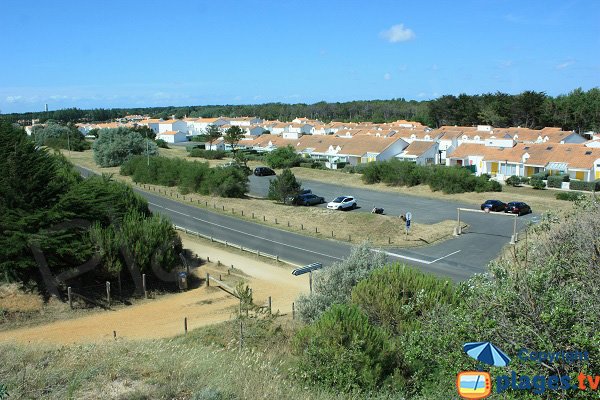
[384, 73, 392, 80]
[6, 95, 24, 103]
[556, 60, 575, 70]
[380, 24, 415, 43]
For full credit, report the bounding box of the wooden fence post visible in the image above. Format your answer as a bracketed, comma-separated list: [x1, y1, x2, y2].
[143, 274, 147, 299]
[184, 317, 188, 335]
[268, 296, 272, 314]
[292, 302, 295, 320]
[68, 287, 72, 309]
[206, 272, 210, 287]
[106, 281, 111, 306]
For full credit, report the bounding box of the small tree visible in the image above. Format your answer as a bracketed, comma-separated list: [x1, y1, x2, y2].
[203, 124, 222, 150]
[264, 145, 302, 169]
[92, 127, 158, 167]
[268, 168, 301, 203]
[223, 126, 244, 157]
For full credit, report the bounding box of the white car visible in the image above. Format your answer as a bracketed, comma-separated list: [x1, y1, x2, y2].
[327, 196, 357, 210]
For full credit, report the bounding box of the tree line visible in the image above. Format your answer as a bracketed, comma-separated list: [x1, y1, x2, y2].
[2, 87, 598, 131]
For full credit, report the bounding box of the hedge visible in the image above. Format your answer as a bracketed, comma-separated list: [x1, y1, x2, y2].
[569, 180, 600, 192]
[556, 192, 585, 201]
[188, 149, 226, 159]
[547, 175, 566, 188]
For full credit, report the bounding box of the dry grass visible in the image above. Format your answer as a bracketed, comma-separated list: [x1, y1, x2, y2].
[62, 150, 459, 247]
[0, 284, 43, 313]
[0, 320, 383, 400]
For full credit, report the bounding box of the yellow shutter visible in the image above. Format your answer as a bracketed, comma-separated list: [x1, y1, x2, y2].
[491, 162, 498, 174]
[576, 171, 584, 180]
[596, 171, 600, 180]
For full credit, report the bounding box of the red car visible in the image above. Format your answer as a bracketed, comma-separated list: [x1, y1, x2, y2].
[504, 202, 532, 216]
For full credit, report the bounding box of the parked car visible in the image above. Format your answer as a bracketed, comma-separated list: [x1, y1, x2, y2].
[254, 166, 275, 176]
[327, 196, 357, 210]
[480, 199, 506, 212]
[504, 201, 532, 216]
[285, 189, 313, 205]
[296, 193, 325, 206]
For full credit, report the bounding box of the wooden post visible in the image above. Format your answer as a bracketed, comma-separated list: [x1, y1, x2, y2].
[252, 212, 255, 219]
[206, 273, 210, 287]
[205, 201, 208, 206]
[113, 331, 117, 340]
[232, 208, 234, 214]
[292, 302, 295, 320]
[388, 236, 391, 244]
[309, 271, 313, 293]
[249, 288, 253, 303]
[287, 221, 290, 227]
[263, 215, 266, 221]
[315, 227, 318, 233]
[106, 281, 111, 306]
[275, 218, 278, 224]
[222, 205, 225, 211]
[301, 223, 304, 230]
[184, 317, 188, 335]
[207, 256, 210, 262]
[241, 210, 244, 216]
[268, 296, 272, 314]
[331, 230, 334, 237]
[348, 234, 351, 241]
[143, 274, 147, 299]
[219, 274, 222, 280]
[239, 319, 243, 351]
[68, 286, 72, 309]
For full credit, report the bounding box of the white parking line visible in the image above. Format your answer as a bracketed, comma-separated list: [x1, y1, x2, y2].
[372, 249, 461, 265]
[149, 202, 345, 262]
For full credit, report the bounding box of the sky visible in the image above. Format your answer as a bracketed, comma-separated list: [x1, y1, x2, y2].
[1, 0, 599, 114]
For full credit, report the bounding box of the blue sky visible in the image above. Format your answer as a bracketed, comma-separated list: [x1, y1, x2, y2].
[1, 0, 598, 113]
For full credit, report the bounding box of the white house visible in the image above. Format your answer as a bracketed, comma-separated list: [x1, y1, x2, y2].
[157, 130, 187, 143]
[395, 141, 440, 165]
[158, 119, 187, 134]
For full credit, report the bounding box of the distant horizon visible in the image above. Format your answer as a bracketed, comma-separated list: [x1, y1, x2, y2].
[2, 0, 598, 114]
[4, 86, 599, 116]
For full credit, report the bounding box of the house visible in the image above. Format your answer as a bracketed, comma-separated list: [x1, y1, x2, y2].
[228, 117, 263, 127]
[157, 130, 187, 143]
[138, 118, 162, 134]
[395, 141, 440, 165]
[158, 119, 187, 134]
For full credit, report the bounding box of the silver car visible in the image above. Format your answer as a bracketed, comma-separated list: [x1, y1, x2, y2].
[327, 196, 357, 210]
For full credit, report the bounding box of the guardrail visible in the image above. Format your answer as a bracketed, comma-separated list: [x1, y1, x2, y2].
[172, 224, 283, 263]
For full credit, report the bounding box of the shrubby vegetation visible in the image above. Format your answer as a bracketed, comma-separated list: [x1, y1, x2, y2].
[189, 149, 226, 159]
[555, 191, 585, 201]
[546, 174, 569, 188]
[120, 155, 248, 198]
[267, 168, 301, 203]
[92, 127, 158, 167]
[0, 121, 180, 291]
[505, 175, 529, 186]
[361, 160, 502, 194]
[264, 145, 302, 169]
[31, 121, 90, 151]
[570, 179, 600, 191]
[296, 243, 387, 323]
[293, 202, 600, 398]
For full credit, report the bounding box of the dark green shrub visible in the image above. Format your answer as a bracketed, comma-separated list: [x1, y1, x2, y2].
[361, 162, 384, 184]
[547, 175, 566, 188]
[530, 176, 546, 189]
[505, 175, 521, 186]
[342, 165, 355, 173]
[299, 162, 315, 168]
[555, 192, 585, 201]
[293, 304, 400, 392]
[155, 139, 169, 148]
[351, 264, 457, 335]
[189, 149, 226, 159]
[264, 145, 301, 168]
[475, 176, 502, 193]
[569, 180, 600, 191]
[267, 168, 301, 203]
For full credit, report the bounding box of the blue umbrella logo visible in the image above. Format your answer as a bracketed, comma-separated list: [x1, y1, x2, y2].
[463, 342, 511, 367]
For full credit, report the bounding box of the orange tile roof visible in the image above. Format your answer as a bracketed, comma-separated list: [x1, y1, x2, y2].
[402, 141, 437, 156]
[158, 130, 180, 135]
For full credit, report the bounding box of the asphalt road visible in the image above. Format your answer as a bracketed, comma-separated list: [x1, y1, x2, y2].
[78, 166, 538, 281]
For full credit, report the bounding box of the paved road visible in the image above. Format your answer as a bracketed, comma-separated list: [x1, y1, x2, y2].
[78, 166, 537, 281]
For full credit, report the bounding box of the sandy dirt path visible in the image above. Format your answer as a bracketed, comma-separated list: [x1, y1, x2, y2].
[0, 234, 309, 344]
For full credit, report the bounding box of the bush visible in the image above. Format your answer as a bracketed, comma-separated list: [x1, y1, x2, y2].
[264, 145, 301, 169]
[530, 176, 546, 189]
[189, 149, 226, 159]
[505, 175, 522, 186]
[155, 139, 169, 148]
[267, 168, 301, 203]
[351, 264, 458, 335]
[298, 162, 315, 168]
[120, 155, 247, 198]
[569, 179, 600, 191]
[555, 192, 585, 201]
[293, 304, 400, 392]
[93, 127, 158, 167]
[547, 175, 566, 188]
[342, 164, 355, 173]
[474, 175, 502, 193]
[296, 243, 387, 322]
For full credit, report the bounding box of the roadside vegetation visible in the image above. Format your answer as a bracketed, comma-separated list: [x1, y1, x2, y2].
[31, 121, 90, 151]
[0, 121, 181, 297]
[4, 202, 597, 399]
[361, 159, 502, 194]
[92, 126, 159, 167]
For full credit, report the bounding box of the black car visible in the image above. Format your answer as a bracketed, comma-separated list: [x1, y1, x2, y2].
[254, 166, 275, 176]
[296, 193, 325, 206]
[505, 202, 532, 216]
[480, 199, 506, 212]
